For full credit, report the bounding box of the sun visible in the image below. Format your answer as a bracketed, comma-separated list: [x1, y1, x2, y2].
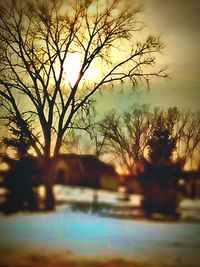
[63, 52, 99, 87]
[63, 53, 82, 86]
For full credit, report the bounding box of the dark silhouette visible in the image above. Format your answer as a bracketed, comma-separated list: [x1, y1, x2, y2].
[2, 115, 35, 160]
[140, 116, 182, 218]
[0, 153, 118, 214]
[1, 156, 39, 214]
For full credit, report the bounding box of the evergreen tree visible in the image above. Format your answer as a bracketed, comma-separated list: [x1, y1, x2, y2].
[3, 115, 35, 159]
[147, 115, 176, 165]
[140, 113, 181, 218]
[1, 116, 39, 214]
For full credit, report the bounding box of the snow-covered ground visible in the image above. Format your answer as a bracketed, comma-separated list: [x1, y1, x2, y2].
[0, 207, 200, 267]
[44, 185, 200, 221]
[1, 185, 200, 220]
[1, 186, 200, 266]
[49, 185, 143, 207]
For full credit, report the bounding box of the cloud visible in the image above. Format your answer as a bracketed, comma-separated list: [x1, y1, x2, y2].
[141, 0, 200, 81]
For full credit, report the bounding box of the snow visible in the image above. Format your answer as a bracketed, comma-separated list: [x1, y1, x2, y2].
[0, 205, 200, 266]
[178, 199, 200, 221]
[1, 186, 200, 266]
[0, 210, 200, 266]
[41, 186, 200, 221]
[40, 185, 143, 207]
[179, 199, 200, 209]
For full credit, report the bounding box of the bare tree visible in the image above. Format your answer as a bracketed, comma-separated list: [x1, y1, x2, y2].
[176, 111, 200, 170]
[63, 107, 107, 158]
[99, 104, 156, 175]
[0, 0, 166, 209]
[99, 106, 200, 175]
[160, 108, 200, 170]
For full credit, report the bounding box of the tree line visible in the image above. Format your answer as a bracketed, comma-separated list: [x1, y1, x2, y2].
[1, 104, 199, 216]
[70, 105, 200, 174]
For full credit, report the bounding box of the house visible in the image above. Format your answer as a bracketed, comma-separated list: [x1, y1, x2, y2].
[50, 154, 119, 191]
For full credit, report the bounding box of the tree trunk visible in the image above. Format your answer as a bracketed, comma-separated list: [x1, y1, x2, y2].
[42, 145, 55, 211]
[44, 174, 55, 210]
[54, 134, 63, 157]
[42, 132, 62, 210]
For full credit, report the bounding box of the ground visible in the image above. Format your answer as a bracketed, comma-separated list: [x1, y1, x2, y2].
[0, 186, 200, 267]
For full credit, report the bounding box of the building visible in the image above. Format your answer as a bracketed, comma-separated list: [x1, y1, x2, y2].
[50, 154, 119, 191]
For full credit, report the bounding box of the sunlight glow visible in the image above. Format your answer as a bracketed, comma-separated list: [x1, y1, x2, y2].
[63, 53, 81, 87]
[63, 53, 99, 87]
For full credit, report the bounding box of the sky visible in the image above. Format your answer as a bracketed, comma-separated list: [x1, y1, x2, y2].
[0, 0, 199, 159]
[95, 0, 200, 114]
[1, 0, 199, 116]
